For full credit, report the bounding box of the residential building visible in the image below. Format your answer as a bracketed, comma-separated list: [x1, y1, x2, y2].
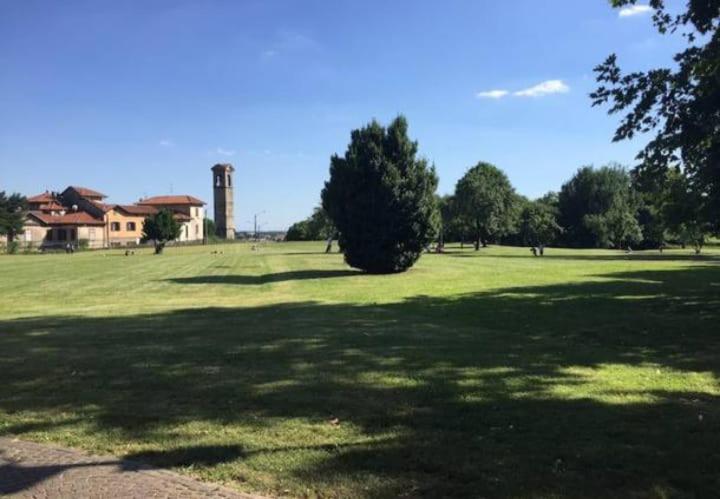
[8, 187, 206, 250]
[137, 196, 205, 243]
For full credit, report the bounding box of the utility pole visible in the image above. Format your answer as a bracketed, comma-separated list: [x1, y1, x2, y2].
[253, 211, 266, 239]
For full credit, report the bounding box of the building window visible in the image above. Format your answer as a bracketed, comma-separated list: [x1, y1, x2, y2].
[110, 222, 121, 231]
[195, 224, 199, 236]
[126, 222, 136, 231]
[57, 229, 67, 240]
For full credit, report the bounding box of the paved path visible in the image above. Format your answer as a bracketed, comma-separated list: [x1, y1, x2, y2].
[0, 437, 266, 498]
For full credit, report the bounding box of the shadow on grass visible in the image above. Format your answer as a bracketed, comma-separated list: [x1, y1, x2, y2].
[1, 266, 720, 497]
[123, 445, 247, 468]
[165, 269, 361, 285]
[442, 249, 720, 262]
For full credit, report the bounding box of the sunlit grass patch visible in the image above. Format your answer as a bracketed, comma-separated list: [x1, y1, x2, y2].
[1, 242, 719, 497]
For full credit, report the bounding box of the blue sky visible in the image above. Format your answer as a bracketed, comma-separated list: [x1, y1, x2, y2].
[0, 1, 684, 230]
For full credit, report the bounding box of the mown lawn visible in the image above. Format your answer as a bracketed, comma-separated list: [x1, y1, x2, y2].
[1, 242, 719, 498]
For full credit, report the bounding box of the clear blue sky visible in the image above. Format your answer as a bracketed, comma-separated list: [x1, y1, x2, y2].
[0, 1, 683, 230]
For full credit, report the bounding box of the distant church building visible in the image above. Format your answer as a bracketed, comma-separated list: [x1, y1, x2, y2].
[212, 163, 236, 239]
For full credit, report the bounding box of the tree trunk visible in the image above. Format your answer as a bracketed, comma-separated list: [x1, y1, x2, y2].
[155, 241, 165, 254]
[474, 237, 480, 251]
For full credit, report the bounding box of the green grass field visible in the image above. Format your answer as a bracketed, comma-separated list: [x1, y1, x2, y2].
[1, 242, 719, 498]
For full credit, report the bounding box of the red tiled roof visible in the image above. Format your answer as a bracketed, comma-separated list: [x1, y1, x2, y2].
[138, 195, 205, 206]
[118, 205, 191, 222]
[90, 201, 114, 213]
[28, 192, 57, 203]
[113, 204, 158, 216]
[28, 211, 105, 226]
[68, 186, 106, 199]
[39, 202, 66, 212]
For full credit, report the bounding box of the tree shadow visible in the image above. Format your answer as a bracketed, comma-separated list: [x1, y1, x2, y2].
[1, 265, 719, 497]
[444, 251, 720, 262]
[0, 459, 117, 495]
[165, 269, 362, 285]
[123, 445, 247, 468]
[0, 443, 247, 495]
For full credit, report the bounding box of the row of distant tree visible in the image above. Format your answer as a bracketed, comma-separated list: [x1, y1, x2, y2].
[288, 159, 711, 254]
[442, 161, 710, 253]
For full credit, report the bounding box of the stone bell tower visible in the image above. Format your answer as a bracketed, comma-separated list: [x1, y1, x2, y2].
[212, 163, 235, 239]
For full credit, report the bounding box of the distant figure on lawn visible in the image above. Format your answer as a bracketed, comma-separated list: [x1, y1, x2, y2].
[325, 236, 333, 253]
[531, 245, 545, 257]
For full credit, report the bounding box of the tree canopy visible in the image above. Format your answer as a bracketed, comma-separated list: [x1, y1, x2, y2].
[518, 196, 562, 248]
[321, 116, 439, 273]
[558, 165, 642, 249]
[286, 207, 336, 241]
[142, 209, 182, 254]
[0, 192, 27, 252]
[591, 0, 720, 232]
[454, 162, 517, 249]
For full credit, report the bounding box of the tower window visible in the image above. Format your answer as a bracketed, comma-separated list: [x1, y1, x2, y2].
[216, 175, 222, 187]
[228, 174, 232, 187]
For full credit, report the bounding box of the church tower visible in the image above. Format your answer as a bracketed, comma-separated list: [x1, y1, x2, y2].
[212, 163, 235, 239]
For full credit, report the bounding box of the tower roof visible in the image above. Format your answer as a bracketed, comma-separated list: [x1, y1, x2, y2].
[212, 163, 235, 172]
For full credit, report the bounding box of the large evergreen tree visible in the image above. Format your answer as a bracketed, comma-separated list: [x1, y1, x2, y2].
[592, 0, 720, 231]
[454, 162, 517, 250]
[321, 116, 439, 273]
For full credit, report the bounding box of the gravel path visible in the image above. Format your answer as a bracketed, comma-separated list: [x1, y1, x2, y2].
[0, 437, 267, 498]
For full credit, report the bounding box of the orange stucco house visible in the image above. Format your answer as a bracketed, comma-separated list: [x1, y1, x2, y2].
[13, 186, 206, 249]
